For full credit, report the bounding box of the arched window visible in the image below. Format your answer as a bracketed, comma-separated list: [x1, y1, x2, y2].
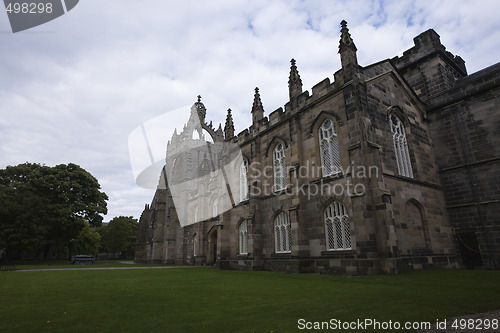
[240, 160, 248, 202]
[319, 119, 341, 176]
[239, 220, 248, 255]
[212, 197, 218, 217]
[390, 114, 413, 178]
[325, 201, 351, 250]
[273, 143, 287, 191]
[274, 212, 291, 253]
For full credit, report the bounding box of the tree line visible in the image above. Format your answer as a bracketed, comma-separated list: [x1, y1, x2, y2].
[0, 163, 138, 259]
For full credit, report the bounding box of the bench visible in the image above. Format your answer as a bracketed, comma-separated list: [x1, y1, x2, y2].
[71, 255, 96, 265]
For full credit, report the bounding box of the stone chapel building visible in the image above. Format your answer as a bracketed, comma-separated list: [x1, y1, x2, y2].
[135, 21, 500, 274]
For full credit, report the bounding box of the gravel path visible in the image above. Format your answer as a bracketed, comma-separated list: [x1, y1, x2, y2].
[11, 266, 200, 272]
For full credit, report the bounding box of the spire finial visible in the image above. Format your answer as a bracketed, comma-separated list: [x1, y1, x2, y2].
[338, 20, 358, 78]
[339, 20, 356, 49]
[251, 86, 264, 124]
[288, 58, 303, 101]
[224, 108, 235, 140]
[197, 95, 201, 103]
[252, 87, 263, 110]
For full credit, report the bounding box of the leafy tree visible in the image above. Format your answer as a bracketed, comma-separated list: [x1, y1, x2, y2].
[0, 163, 108, 259]
[98, 216, 138, 258]
[73, 221, 101, 255]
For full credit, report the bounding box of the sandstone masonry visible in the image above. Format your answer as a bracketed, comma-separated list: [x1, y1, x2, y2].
[135, 22, 500, 274]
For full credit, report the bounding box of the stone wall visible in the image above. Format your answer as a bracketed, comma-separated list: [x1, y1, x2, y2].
[427, 64, 500, 269]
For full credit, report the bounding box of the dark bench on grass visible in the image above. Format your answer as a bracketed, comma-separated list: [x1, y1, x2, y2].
[71, 255, 96, 265]
[0, 258, 15, 271]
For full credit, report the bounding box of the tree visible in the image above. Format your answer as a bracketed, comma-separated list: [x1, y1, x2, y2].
[98, 216, 138, 258]
[0, 163, 108, 259]
[73, 221, 101, 256]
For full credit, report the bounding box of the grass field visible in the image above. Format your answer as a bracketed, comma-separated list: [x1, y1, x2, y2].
[1, 266, 499, 332]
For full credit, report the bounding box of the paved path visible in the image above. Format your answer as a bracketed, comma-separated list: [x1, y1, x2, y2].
[12, 266, 200, 272]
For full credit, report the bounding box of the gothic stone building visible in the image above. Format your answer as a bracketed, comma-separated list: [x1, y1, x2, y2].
[135, 21, 500, 274]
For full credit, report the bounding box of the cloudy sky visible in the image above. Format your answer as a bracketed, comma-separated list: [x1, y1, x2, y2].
[1, 0, 499, 222]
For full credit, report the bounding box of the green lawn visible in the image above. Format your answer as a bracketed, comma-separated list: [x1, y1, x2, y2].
[0, 268, 499, 332]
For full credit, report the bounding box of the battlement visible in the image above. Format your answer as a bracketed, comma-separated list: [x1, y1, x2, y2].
[392, 29, 466, 75]
[391, 29, 468, 101]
